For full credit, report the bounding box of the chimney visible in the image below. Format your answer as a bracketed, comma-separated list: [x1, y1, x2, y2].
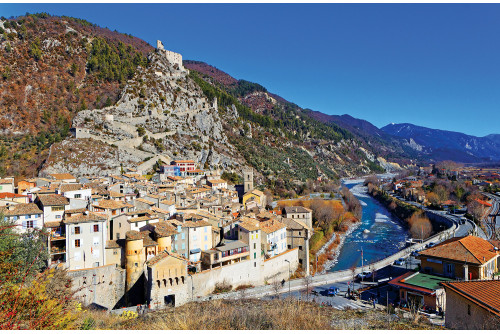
[464, 265, 469, 281]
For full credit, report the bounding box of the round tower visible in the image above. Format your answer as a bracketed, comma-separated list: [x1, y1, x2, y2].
[125, 231, 145, 292]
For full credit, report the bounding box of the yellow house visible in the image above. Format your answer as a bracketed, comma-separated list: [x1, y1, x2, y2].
[242, 189, 265, 207]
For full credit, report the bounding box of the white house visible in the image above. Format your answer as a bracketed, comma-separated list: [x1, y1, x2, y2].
[64, 211, 107, 270]
[35, 194, 70, 226]
[260, 219, 287, 257]
[0, 203, 44, 233]
[59, 184, 92, 209]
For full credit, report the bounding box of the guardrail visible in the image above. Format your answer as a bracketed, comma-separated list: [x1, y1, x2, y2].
[197, 200, 460, 302]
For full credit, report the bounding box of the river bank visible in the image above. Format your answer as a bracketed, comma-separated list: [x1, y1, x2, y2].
[328, 179, 411, 272]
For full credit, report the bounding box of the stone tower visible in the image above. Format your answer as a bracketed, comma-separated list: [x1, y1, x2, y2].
[243, 168, 253, 193]
[125, 233, 145, 293]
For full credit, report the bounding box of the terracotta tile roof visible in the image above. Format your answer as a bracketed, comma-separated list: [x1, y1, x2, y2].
[64, 212, 106, 224]
[126, 230, 143, 240]
[136, 198, 155, 205]
[129, 216, 158, 223]
[65, 208, 88, 214]
[237, 217, 261, 232]
[49, 173, 76, 180]
[146, 250, 188, 266]
[94, 199, 129, 210]
[109, 191, 126, 198]
[160, 200, 175, 206]
[0, 192, 27, 199]
[153, 221, 178, 238]
[283, 206, 312, 214]
[60, 183, 84, 193]
[419, 235, 499, 265]
[441, 280, 500, 316]
[106, 240, 121, 249]
[259, 219, 286, 234]
[37, 194, 69, 206]
[44, 220, 63, 228]
[173, 160, 195, 163]
[208, 179, 227, 184]
[0, 203, 43, 216]
[278, 217, 311, 231]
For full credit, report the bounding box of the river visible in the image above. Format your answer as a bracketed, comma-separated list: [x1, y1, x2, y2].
[328, 179, 411, 272]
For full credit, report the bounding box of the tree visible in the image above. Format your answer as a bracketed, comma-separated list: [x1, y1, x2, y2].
[407, 212, 433, 240]
[0, 215, 49, 283]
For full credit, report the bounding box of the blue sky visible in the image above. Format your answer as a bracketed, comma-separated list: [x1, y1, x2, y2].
[1, 3, 500, 137]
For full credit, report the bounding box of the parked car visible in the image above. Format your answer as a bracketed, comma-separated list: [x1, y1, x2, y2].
[426, 242, 436, 248]
[411, 251, 419, 257]
[327, 286, 340, 296]
[311, 289, 319, 296]
[357, 271, 372, 279]
[394, 258, 406, 266]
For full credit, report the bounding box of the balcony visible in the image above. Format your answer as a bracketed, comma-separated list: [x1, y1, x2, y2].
[50, 231, 66, 241]
[50, 246, 66, 255]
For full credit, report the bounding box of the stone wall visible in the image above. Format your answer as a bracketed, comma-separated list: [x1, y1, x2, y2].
[191, 248, 298, 298]
[67, 264, 126, 310]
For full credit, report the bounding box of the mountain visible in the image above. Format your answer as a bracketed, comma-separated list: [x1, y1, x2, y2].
[0, 13, 153, 177]
[381, 123, 500, 163]
[0, 13, 407, 187]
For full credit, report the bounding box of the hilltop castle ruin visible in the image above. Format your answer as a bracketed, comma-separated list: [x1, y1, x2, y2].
[156, 40, 185, 71]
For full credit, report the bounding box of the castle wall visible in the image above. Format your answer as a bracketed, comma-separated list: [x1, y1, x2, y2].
[68, 264, 126, 310]
[190, 248, 298, 298]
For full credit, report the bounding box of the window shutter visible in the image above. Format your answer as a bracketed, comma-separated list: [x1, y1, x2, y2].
[22, 220, 27, 229]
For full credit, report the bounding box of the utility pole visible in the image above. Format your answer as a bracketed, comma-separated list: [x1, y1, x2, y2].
[285, 259, 291, 296]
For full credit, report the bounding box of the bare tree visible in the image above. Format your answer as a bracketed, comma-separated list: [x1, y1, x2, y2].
[271, 278, 282, 299]
[407, 212, 433, 240]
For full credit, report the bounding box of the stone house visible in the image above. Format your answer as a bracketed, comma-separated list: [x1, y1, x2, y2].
[279, 216, 312, 275]
[281, 206, 313, 230]
[146, 251, 190, 308]
[441, 280, 500, 329]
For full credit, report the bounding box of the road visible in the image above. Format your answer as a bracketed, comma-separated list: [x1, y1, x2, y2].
[482, 192, 500, 240]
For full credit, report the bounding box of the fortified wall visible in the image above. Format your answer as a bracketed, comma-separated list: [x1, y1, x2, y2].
[67, 264, 126, 310]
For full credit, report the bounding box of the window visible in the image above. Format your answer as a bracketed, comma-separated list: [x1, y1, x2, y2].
[204, 235, 208, 241]
[254, 252, 256, 259]
[467, 304, 471, 315]
[75, 239, 81, 248]
[116, 233, 120, 239]
[75, 226, 80, 234]
[254, 243, 256, 249]
[75, 194, 81, 199]
[299, 232, 301, 236]
[204, 226, 207, 233]
[25, 215, 30, 219]
[134, 262, 138, 267]
[51, 206, 64, 212]
[26, 221, 34, 229]
[55, 215, 61, 219]
[254, 262, 256, 267]
[181, 233, 185, 240]
[93, 262, 99, 267]
[119, 223, 122, 228]
[93, 224, 99, 232]
[182, 243, 185, 250]
[113, 250, 118, 255]
[299, 246, 302, 251]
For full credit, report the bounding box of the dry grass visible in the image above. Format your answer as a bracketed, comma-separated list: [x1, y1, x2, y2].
[82, 299, 438, 330]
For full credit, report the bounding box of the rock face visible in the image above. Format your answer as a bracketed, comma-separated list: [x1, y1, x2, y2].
[42, 49, 247, 176]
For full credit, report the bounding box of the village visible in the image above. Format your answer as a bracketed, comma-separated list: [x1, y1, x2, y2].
[0, 160, 314, 310]
[1, 159, 500, 329]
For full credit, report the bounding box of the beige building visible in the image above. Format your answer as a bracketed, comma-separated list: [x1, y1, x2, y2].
[279, 217, 312, 275]
[146, 251, 190, 308]
[281, 206, 313, 229]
